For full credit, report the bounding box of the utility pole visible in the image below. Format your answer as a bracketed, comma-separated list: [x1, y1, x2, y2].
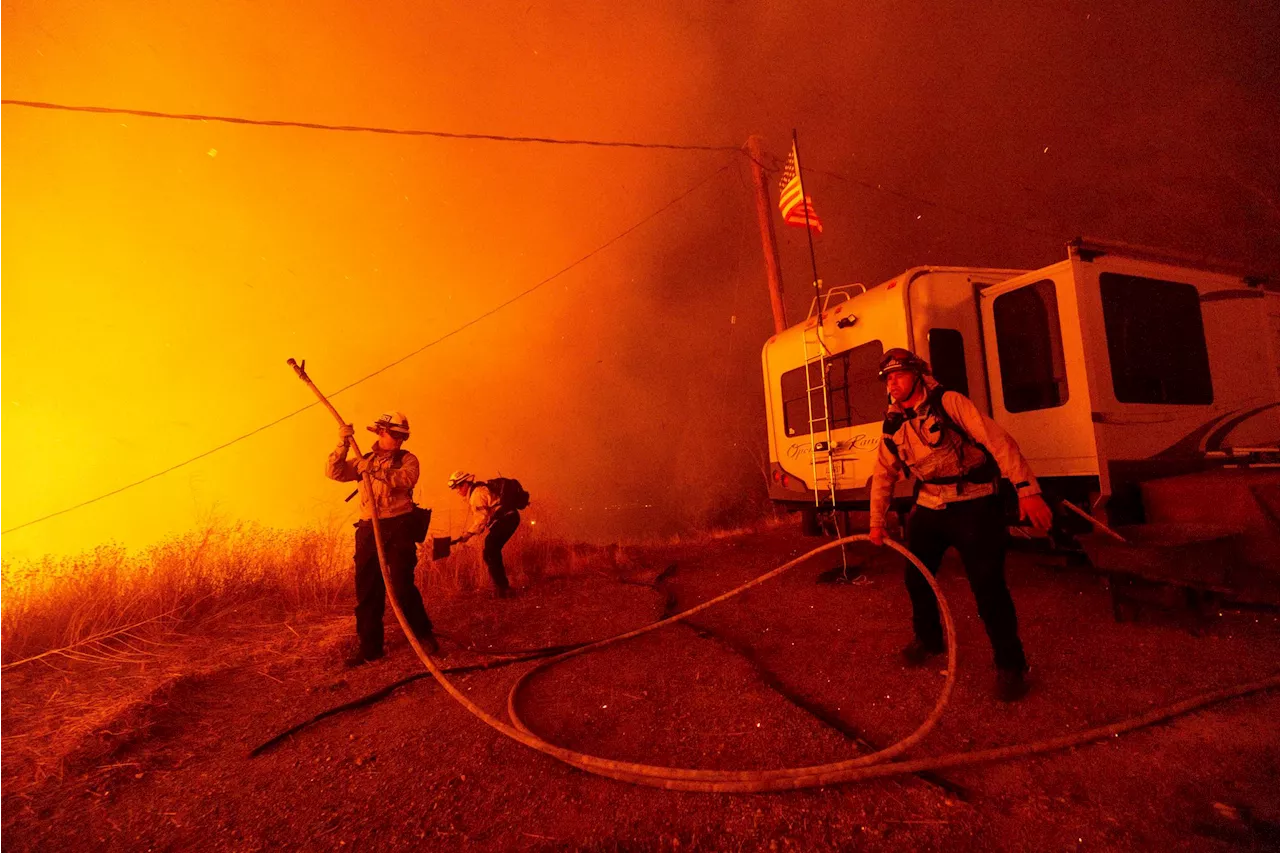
[746, 135, 787, 333]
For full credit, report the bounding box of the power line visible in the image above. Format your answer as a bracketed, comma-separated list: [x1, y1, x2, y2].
[1, 99, 743, 152]
[0, 161, 735, 536]
[3, 98, 1065, 238]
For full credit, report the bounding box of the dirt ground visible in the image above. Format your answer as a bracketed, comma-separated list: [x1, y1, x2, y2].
[4, 523, 1280, 852]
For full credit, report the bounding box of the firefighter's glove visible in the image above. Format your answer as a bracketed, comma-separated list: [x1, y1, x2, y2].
[339, 423, 355, 441]
[869, 526, 890, 547]
[1019, 494, 1054, 531]
[354, 455, 377, 476]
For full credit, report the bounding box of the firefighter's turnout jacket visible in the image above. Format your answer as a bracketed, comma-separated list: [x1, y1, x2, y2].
[326, 445, 419, 521]
[869, 378, 1041, 528]
[461, 482, 505, 539]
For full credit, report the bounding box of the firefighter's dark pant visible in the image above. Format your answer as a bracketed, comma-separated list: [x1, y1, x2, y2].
[483, 511, 521, 592]
[354, 512, 432, 657]
[903, 494, 1027, 673]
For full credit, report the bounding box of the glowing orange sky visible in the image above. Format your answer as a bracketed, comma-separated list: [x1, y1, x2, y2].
[5, 1, 1279, 561]
[2, 1, 757, 560]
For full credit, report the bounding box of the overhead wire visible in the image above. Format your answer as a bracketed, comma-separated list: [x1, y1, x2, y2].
[3, 98, 1070, 239]
[0, 99, 742, 152]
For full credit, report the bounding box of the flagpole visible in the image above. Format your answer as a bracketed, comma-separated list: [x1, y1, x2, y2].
[791, 129, 823, 329]
[790, 131, 847, 577]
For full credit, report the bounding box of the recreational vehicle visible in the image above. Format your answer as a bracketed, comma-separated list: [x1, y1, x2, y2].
[761, 239, 1280, 532]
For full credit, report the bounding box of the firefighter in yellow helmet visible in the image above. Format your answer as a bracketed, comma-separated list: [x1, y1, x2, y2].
[869, 348, 1053, 702]
[326, 411, 439, 665]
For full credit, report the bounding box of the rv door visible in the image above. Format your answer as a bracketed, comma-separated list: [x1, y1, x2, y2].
[977, 270, 1099, 478]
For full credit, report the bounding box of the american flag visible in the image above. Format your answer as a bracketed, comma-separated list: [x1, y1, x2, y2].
[777, 142, 822, 233]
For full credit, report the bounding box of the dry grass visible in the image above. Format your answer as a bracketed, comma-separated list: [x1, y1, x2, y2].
[0, 507, 775, 801]
[1, 519, 351, 667]
[0, 614, 343, 798]
[2, 508, 784, 667]
[0, 518, 634, 671]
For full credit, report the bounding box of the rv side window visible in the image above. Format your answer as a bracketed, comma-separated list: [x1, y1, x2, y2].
[1100, 273, 1212, 405]
[780, 341, 885, 437]
[831, 342, 888, 429]
[927, 328, 969, 396]
[992, 280, 1069, 412]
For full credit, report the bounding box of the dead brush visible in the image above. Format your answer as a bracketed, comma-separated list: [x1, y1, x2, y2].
[2, 664, 200, 792]
[1, 519, 351, 669]
[1, 614, 338, 801]
[1, 509, 634, 670]
[1, 524, 349, 795]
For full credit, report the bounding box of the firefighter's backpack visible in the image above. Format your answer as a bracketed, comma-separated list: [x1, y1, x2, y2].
[488, 477, 531, 512]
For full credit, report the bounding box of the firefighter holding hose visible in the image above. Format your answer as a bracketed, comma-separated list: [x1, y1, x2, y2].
[869, 348, 1053, 702]
[327, 411, 440, 665]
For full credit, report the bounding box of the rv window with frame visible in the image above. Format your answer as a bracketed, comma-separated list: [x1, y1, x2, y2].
[780, 341, 885, 437]
[1100, 273, 1212, 405]
[992, 279, 1069, 412]
[927, 328, 970, 396]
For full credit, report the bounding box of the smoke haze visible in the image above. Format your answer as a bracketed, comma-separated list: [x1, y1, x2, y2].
[4, 0, 1278, 558]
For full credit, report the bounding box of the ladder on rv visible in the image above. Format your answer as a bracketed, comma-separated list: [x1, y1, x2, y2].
[801, 318, 851, 577]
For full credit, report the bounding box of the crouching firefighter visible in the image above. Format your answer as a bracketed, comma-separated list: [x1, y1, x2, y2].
[868, 348, 1054, 702]
[326, 411, 439, 666]
[447, 471, 528, 599]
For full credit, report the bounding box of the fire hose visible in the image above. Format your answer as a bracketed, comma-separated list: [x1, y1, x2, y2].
[288, 360, 1280, 793]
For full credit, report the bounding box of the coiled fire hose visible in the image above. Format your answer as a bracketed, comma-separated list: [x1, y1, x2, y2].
[289, 361, 1280, 792]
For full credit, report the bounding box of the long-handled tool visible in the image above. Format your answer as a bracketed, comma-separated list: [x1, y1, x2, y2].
[287, 358, 439, 659]
[1061, 498, 1129, 543]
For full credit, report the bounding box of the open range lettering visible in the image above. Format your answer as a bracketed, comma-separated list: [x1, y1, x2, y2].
[786, 433, 879, 459]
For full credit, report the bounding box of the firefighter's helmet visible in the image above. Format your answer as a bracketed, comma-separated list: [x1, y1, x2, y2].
[877, 348, 931, 380]
[367, 411, 410, 439]
[446, 470, 476, 489]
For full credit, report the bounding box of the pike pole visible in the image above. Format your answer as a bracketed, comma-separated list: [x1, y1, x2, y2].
[286, 358, 440, 661]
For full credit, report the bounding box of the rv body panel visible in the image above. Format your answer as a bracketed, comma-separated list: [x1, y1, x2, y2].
[977, 260, 1101, 480]
[1065, 251, 1280, 510]
[762, 272, 908, 505]
[904, 266, 1028, 416]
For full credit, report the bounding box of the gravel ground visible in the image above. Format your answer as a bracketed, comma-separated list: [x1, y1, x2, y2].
[4, 524, 1279, 851]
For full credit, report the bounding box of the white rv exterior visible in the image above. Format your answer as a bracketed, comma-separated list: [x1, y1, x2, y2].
[761, 240, 1280, 523]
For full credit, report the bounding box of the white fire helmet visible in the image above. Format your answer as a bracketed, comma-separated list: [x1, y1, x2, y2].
[368, 411, 410, 439]
[446, 470, 476, 489]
